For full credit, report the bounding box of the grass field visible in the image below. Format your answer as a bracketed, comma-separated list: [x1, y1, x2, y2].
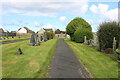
[65, 38, 118, 78]
[0, 36, 30, 42]
[2, 38, 58, 78]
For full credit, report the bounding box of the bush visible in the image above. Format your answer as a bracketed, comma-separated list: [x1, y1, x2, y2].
[74, 28, 93, 43]
[46, 31, 54, 40]
[66, 17, 92, 41]
[97, 21, 120, 51]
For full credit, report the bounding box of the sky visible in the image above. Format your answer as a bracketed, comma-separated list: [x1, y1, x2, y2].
[0, 0, 119, 32]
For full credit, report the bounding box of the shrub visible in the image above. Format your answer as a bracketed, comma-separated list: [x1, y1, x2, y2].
[66, 17, 92, 41]
[74, 28, 93, 43]
[46, 31, 54, 40]
[97, 21, 120, 51]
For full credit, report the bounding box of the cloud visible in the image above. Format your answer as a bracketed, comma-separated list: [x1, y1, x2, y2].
[42, 24, 54, 28]
[59, 16, 67, 21]
[89, 5, 98, 13]
[1, 0, 89, 17]
[90, 4, 109, 14]
[34, 22, 43, 27]
[3, 22, 18, 26]
[90, 3, 118, 21]
[105, 8, 118, 21]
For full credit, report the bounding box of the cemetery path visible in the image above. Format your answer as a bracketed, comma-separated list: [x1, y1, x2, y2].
[49, 39, 91, 78]
[0, 39, 29, 45]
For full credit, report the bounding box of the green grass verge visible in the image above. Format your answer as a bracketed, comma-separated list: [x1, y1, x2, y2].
[2, 38, 58, 78]
[0, 36, 30, 42]
[65, 38, 118, 78]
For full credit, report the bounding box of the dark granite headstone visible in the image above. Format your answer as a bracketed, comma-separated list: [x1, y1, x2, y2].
[16, 48, 23, 55]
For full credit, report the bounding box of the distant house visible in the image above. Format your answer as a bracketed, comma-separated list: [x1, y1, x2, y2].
[17, 27, 34, 33]
[55, 29, 66, 38]
[37, 28, 53, 34]
[0, 28, 4, 36]
[37, 28, 53, 42]
[0, 28, 4, 33]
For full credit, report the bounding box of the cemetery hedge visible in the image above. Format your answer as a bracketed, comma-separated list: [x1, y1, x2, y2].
[97, 21, 120, 51]
[74, 28, 93, 43]
[66, 17, 92, 41]
[65, 38, 118, 78]
[2, 38, 58, 78]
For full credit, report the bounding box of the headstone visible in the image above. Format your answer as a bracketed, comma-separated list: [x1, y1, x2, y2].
[16, 48, 23, 55]
[35, 34, 40, 46]
[113, 37, 116, 53]
[40, 36, 43, 42]
[84, 36, 87, 45]
[29, 33, 36, 46]
[12, 36, 14, 39]
[88, 39, 92, 46]
[1, 37, 4, 40]
[29, 33, 40, 46]
[94, 33, 97, 47]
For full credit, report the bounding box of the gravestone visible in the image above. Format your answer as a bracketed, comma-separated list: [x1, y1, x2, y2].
[84, 36, 87, 45]
[1, 37, 4, 40]
[29, 33, 36, 46]
[12, 36, 14, 39]
[16, 48, 23, 55]
[40, 36, 43, 42]
[0, 36, 3, 40]
[35, 34, 40, 46]
[29, 33, 40, 46]
[94, 33, 98, 47]
[113, 37, 116, 53]
[88, 39, 92, 46]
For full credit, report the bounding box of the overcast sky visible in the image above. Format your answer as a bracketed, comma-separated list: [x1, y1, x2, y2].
[0, 0, 119, 32]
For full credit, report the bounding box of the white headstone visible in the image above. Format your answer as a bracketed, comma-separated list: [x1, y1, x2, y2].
[84, 36, 87, 45]
[113, 37, 116, 53]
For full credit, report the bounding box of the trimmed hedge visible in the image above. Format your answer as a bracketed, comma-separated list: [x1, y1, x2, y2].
[74, 28, 93, 43]
[97, 21, 120, 51]
[66, 17, 92, 41]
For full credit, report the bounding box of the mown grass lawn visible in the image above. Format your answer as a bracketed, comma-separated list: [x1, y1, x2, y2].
[0, 36, 30, 42]
[65, 38, 118, 78]
[2, 38, 58, 78]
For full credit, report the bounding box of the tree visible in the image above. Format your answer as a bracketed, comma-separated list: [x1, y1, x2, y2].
[46, 31, 54, 40]
[66, 17, 92, 41]
[97, 21, 120, 51]
[74, 27, 93, 43]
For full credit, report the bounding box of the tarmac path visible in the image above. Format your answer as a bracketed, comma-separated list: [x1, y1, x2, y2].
[49, 39, 91, 78]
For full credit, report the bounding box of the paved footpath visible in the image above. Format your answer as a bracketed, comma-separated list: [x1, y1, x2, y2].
[49, 39, 91, 78]
[0, 39, 29, 45]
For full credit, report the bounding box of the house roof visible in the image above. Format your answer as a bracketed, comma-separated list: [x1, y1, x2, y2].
[18, 27, 34, 32]
[43, 28, 53, 32]
[0, 28, 4, 33]
[55, 29, 66, 34]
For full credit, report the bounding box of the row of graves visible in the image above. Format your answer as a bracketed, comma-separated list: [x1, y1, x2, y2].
[0, 36, 16, 40]
[17, 33, 48, 55]
[0, 32, 16, 40]
[29, 33, 48, 46]
[84, 35, 120, 62]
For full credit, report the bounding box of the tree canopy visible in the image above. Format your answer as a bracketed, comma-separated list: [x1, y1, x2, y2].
[66, 17, 92, 41]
